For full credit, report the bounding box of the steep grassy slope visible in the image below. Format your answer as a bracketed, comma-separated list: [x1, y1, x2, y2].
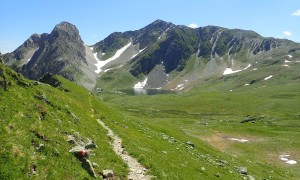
[0, 61, 129, 179]
[101, 66, 300, 179]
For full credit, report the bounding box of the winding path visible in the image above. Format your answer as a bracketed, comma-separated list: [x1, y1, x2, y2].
[97, 119, 152, 180]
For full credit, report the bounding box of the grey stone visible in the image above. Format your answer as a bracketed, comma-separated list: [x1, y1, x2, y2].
[102, 169, 114, 178]
[83, 159, 97, 177]
[85, 138, 98, 149]
[69, 112, 80, 122]
[69, 145, 84, 153]
[220, 160, 228, 164]
[186, 141, 195, 148]
[92, 162, 99, 167]
[36, 143, 45, 151]
[237, 167, 247, 175]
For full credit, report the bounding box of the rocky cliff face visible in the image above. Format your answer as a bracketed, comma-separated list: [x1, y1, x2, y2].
[22, 22, 86, 81]
[3, 22, 99, 89]
[93, 20, 300, 90]
[129, 24, 299, 78]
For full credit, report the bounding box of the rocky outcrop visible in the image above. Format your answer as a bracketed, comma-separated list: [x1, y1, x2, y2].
[39, 73, 61, 87]
[21, 22, 86, 81]
[67, 132, 98, 178]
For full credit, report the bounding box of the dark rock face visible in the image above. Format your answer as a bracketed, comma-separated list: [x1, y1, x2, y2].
[39, 73, 61, 87]
[93, 19, 173, 58]
[128, 22, 299, 77]
[3, 34, 44, 63]
[21, 22, 86, 81]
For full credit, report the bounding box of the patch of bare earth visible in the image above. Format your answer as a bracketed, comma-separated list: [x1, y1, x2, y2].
[265, 151, 299, 166]
[200, 132, 262, 152]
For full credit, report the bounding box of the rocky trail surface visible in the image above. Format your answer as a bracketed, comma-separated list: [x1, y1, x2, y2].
[97, 119, 152, 180]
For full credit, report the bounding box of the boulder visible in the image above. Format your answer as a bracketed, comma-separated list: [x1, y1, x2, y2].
[39, 73, 61, 87]
[236, 166, 247, 175]
[102, 169, 114, 178]
[69, 145, 85, 153]
[240, 116, 256, 123]
[186, 141, 195, 148]
[82, 159, 97, 177]
[85, 138, 98, 149]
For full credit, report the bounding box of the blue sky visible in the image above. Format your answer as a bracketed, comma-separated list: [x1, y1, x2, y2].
[1, 0, 299, 53]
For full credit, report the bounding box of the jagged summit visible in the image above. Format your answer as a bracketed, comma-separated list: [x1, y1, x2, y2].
[49, 21, 82, 43]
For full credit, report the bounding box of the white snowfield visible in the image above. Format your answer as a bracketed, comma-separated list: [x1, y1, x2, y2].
[134, 78, 148, 89]
[175, 84, 185, 91]
[223, 68, 242, 75]
[287, 54, 293, 58]
[131, 48, 146, 59]
[90, 47, 94, 51]
[279, 154, 297, 165]
[229, 138, 249, 143]
[264, 75, 273, 81]
[94, 42, 131, 73]
[223, 64, 251, 75]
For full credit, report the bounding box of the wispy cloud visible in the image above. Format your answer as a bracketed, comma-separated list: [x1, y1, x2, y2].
[292, 10, 300, 16]
[188, 23, 198, 29]
[283, 31, 292, 36]
[93, 34, 98, 37]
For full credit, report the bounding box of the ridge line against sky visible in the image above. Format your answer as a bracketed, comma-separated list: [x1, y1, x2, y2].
[0, 0, 299, 53]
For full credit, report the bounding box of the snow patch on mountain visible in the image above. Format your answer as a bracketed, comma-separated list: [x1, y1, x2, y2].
[223, 68, 242, 75]
[223, 64, 251, 75]
[134, 78, 148, 89]
[264, 75, 273, 80]
[131, 48, 146, 59]
[94, 42, 131, 73]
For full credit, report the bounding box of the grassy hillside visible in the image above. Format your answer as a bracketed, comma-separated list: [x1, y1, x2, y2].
[0, 62, 130, 179]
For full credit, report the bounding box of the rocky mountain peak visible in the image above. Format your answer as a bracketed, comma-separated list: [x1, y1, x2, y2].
[49, 21, 83, 43]
[146, 19, 172, 30]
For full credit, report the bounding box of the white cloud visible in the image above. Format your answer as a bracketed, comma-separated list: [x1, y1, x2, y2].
[292, 10, 300, 16]
[93, 34, 98, 37]
[188, 23, 198, 29]
[283, 31, 292, 36]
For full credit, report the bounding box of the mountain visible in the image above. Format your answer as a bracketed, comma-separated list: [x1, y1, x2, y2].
[3, 22, 99, 90]
[92, 20, 300, 90]
[4, 20, 300, 91]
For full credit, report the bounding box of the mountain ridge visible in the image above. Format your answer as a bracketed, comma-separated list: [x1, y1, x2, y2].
[3, 19, 300, 91]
